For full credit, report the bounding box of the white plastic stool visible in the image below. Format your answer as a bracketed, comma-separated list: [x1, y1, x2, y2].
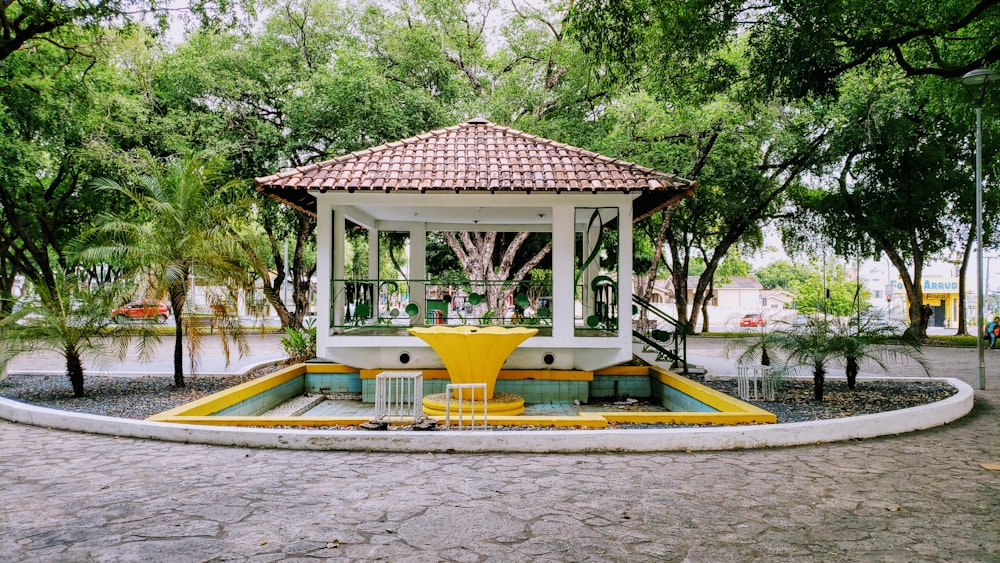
[444, 383, 488, 429]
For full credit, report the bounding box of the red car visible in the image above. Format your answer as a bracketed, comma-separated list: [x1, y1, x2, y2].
[112, 300, 169, 323]
[739, 313, 766, 327]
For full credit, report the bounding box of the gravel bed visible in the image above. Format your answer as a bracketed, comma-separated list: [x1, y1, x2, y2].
[670, 375, 957, 425]
[0, 372, 262, 419]
[0, 367, 957, 426]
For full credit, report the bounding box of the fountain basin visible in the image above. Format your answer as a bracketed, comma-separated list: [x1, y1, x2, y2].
[407, 325, 537, 400]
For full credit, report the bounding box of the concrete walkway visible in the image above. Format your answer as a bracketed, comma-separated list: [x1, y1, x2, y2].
[2, 337, 999, 560]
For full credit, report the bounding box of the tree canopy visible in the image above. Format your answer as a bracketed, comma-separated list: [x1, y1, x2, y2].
[568, 0, 1000, 100]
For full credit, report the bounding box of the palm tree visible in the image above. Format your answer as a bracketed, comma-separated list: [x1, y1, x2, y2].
[82, 154, 251, 387]
[832, 310, 929, 390]
[2, 273, 140, 397]
[775, 316, 840, 401]
[727, 319, 778, 367]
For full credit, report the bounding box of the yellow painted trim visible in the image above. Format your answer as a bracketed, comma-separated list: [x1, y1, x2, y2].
[499, 370, 592, 381]
[305, 363, 358, 373]
[594, 366, 649, 376]
[599, 412, 775, 424]
[361, 369, 593, 381]
[482, 413, 609, 428]
[361, 369, 448, 379]
[157, 416, 370, 426]
[154, 413, 611, 428]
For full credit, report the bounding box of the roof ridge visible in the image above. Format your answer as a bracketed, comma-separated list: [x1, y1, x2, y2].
[483, 120, 674, 181]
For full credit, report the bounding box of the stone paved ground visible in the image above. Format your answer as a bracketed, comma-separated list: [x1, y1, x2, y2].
[2, 338, 999, 561]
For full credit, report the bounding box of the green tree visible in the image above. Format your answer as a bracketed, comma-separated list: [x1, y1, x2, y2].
[731, 304, 929, 401]
[698, 254, 752, 331]
[788, 73, 970, 337]
[755, 260, 815, 291]
[0, 0, 248, 67]
[567, 0, 1000, 101]
[441, 231, 553, 321]
[0, 25, 140, 315]
[149, 2, 467, 326]
[789, 262, 869, 317]
[83, 155, 251, 387]
[591, 87, 822, 334]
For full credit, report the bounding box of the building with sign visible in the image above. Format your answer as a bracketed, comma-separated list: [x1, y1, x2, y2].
[889, 278, 961, 328]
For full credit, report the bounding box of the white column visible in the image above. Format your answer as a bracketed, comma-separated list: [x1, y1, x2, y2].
[409, 223, 427, 324]
[618, 202, 633, 338]
[552, 204, 575, 340]
[316, 199, 333, 338]
[332, 206, 346, 333]
[368, 227, 379, 281]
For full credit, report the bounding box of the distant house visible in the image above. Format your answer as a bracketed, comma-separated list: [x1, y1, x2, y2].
[760, 289, 795, 312]
[651, 276, 765, 310]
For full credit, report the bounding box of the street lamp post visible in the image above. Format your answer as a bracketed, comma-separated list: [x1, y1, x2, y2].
[961, 68, 998, 391]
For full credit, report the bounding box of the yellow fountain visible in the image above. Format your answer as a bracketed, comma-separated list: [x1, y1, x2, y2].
[408, 325, 537, 417]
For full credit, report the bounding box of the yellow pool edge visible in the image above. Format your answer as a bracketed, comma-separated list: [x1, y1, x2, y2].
[150, 363, 776, 428]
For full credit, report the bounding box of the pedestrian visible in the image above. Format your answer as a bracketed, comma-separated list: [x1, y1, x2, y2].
[986, 316, 1000, 349]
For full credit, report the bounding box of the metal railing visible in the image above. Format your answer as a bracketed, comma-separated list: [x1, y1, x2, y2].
[631, 294, 688, 374]
[331, 277, 553, 329]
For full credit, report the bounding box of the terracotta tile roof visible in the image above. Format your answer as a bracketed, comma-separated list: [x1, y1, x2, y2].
[254, 118, 694, 219]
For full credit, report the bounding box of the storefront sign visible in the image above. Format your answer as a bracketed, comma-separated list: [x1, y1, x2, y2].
[890, 279, 960, 293]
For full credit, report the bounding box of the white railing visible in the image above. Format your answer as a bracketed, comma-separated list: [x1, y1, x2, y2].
[444, 383, 488, 430]
[737, 365, 777, 401]
[373, 371, 425, 423]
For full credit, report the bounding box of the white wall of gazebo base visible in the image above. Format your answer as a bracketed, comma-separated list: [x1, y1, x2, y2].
[319, 337, 633, 372]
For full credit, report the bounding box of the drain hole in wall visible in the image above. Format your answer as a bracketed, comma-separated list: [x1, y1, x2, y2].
[543, 353, 555, 365]
[399, 352, 410, 364]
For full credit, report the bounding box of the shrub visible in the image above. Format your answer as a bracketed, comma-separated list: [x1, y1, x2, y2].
[281, 320, 316, 363]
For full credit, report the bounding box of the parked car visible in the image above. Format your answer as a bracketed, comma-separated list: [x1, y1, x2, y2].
[112, 300, 169, 323]
[792, 314, 808, 327]
[739, 313, 766, 327]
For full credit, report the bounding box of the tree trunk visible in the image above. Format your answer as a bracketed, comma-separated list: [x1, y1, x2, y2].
[846, 356, 859, 390]
[955, 232, 974, 336]
[813, 362, 825, 401]
[256, 210, 316, 330]
[700, 285, 713, 333]
[442, 231, 550, 325]
[65, 345, 85, 397]
[173, 312, 185, 387]
[169, 282, 186, 388]
[262, 284, 293, 327]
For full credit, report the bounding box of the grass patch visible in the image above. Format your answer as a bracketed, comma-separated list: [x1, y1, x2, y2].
[926, 334, 979, 347]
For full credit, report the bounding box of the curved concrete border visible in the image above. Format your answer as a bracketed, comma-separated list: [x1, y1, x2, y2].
[0, 377, 974, 453]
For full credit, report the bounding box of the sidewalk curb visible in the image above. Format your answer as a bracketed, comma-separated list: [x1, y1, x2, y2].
[0, 378, 974, 453]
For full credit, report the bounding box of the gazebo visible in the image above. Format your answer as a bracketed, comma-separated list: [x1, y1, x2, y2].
[254, 118, 694, 372]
